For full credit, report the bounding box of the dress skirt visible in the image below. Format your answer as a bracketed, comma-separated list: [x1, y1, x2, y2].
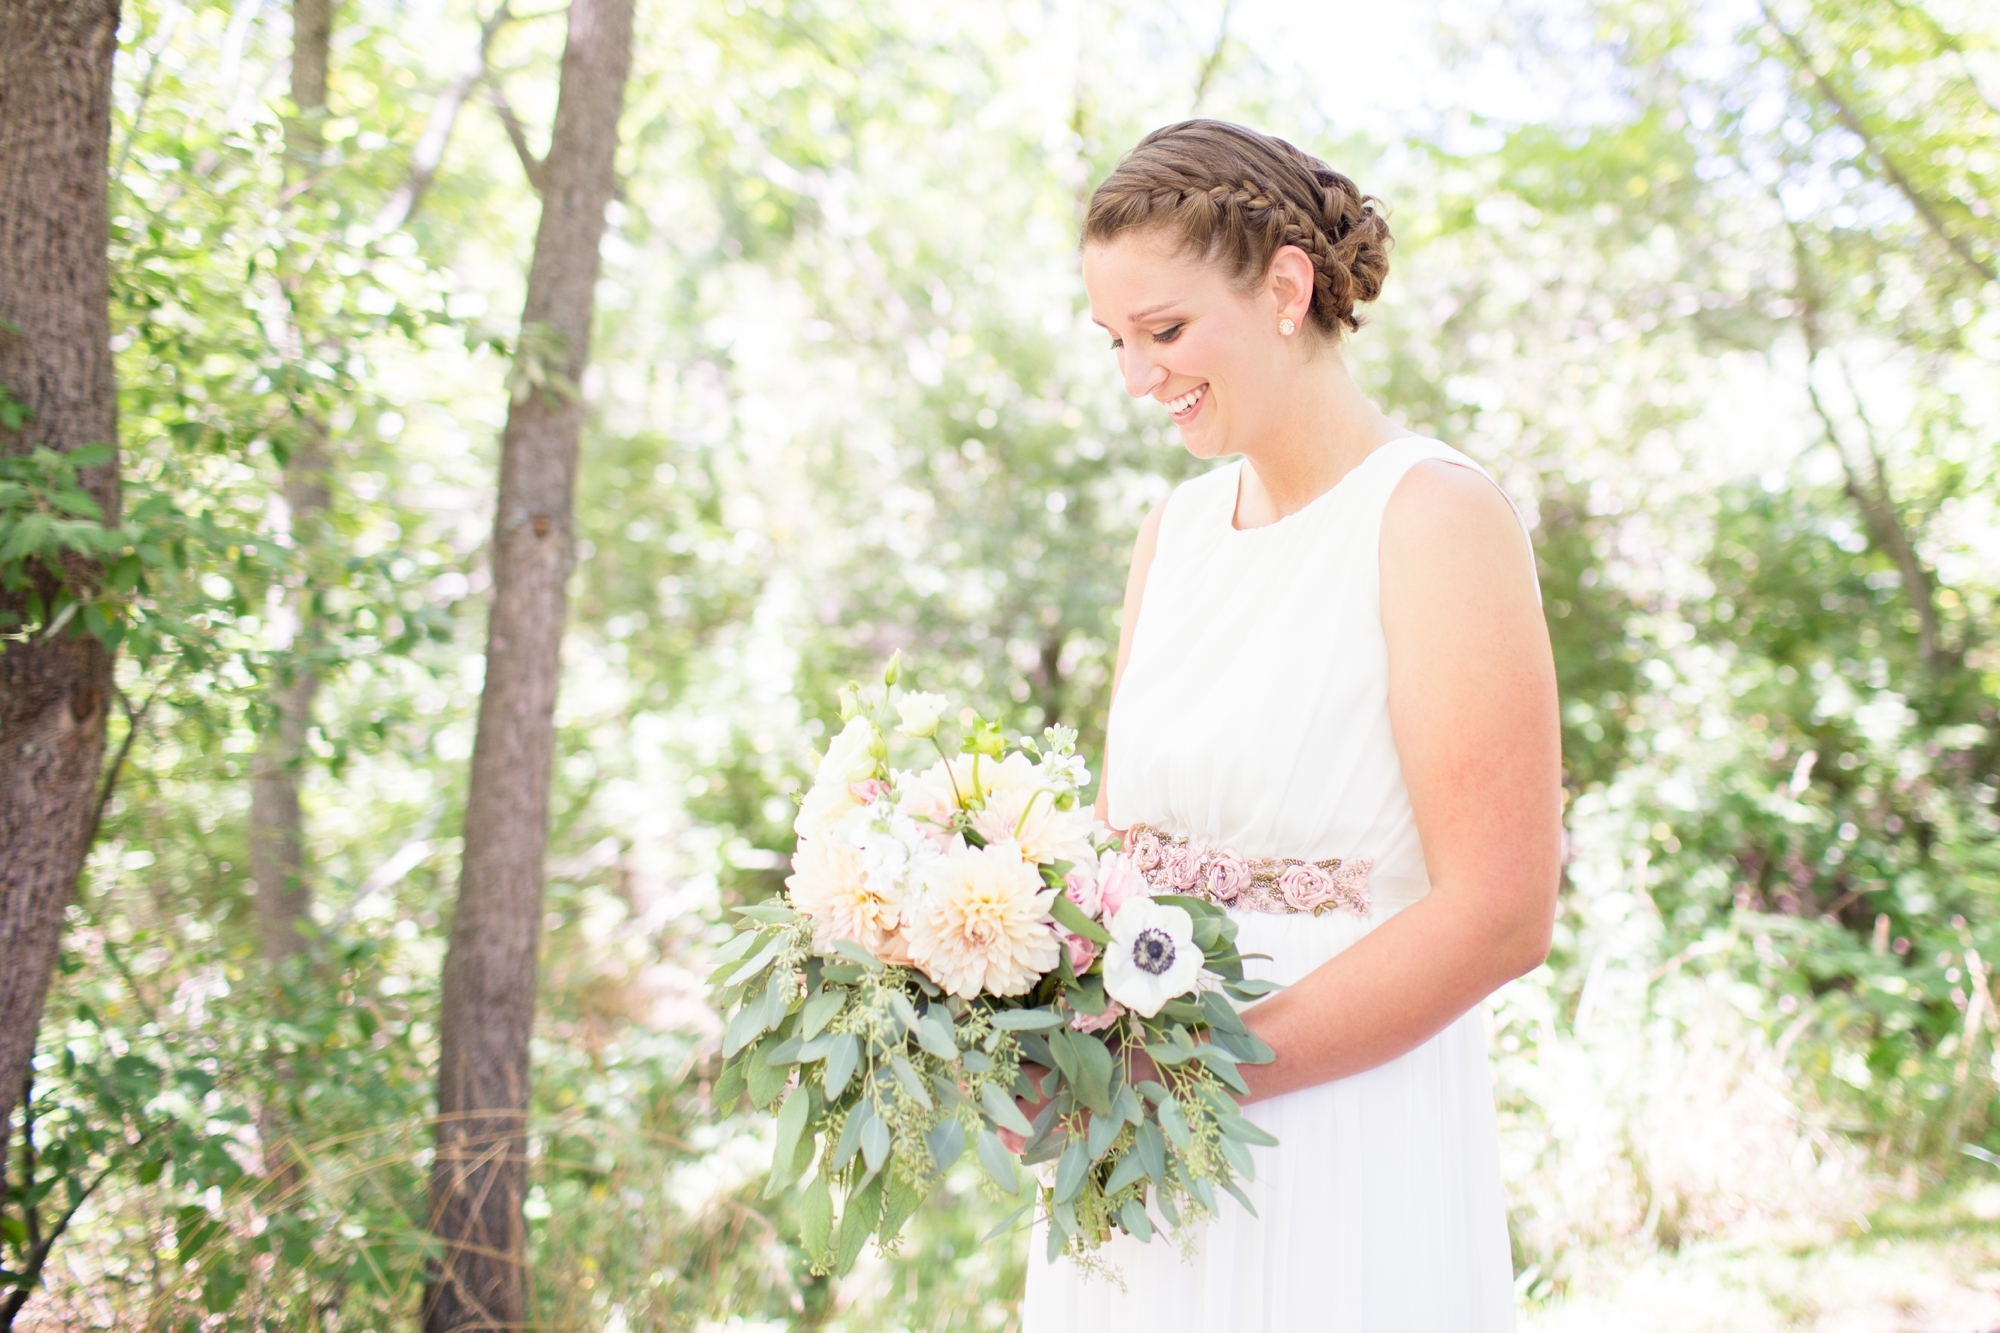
[1020, 904, 1518, 1333]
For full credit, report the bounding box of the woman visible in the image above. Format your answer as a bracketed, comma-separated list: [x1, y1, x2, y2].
[1019, 121, 1561, 1331]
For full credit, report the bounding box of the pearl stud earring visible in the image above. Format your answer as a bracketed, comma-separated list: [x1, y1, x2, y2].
[1278, 317, 1295, 336]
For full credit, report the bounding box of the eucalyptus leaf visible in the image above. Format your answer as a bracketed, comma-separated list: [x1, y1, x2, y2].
[801, 988, 846, 1040]
[1120, 1198, 1155, 1241]
[823, 1033, 860, 1099]
[975, 1128, 1019, 1194]
[990, 1007, 1062, 1031]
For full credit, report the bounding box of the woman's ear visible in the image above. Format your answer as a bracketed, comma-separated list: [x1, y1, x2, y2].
[1267, 244, 1316, 331]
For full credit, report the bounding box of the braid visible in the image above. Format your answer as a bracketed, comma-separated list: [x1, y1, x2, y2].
[1084, 121, 1392, 336]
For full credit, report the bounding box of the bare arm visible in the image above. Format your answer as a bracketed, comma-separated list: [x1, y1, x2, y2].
[1092, 496, 1168, 827]
[1234, 459, 1562, 1104]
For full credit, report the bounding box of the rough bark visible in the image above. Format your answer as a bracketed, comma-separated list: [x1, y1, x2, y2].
[0, 0, 122, 1206]
[423, 0, 633, 1327]
[249, 0, 335, 971]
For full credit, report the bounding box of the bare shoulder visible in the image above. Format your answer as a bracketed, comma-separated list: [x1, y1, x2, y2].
[1380, 456, 1536, 593]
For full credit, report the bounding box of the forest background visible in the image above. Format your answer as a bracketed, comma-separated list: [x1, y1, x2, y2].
[1, 0, 1997, 1328]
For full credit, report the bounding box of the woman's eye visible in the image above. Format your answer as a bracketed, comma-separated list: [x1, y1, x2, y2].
[1153, 324, 1184, 343]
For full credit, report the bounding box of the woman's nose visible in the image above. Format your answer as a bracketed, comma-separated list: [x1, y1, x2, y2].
[1121, 349, 1165, 399]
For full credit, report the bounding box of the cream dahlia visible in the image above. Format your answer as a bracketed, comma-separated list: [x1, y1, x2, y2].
[786, 835, 904, 960]
[967, 753, 1095, 865]
[902, 840, 1059, 998]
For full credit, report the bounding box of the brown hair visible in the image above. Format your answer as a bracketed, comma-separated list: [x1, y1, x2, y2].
[1084, 120, 1391, 336]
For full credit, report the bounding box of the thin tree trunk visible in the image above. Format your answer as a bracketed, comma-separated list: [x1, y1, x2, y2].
[0, 0, 121, 1209]
[423, 1, 633, 1326]
[250, 0, 333, 969]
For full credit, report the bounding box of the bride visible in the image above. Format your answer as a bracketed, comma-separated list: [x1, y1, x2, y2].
[1017, 120, 1561, 1331]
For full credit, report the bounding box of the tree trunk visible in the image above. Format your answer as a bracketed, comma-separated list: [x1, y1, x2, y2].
[0, 0, 121, 1207]
[423, 1, 632, 1327]
[251, 0, 335, 970]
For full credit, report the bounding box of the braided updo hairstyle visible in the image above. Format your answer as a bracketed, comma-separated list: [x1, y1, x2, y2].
[1084, 120, 1391, 337]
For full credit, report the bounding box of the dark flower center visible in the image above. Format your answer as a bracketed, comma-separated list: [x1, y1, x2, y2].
[1132, 928, 1176, 976]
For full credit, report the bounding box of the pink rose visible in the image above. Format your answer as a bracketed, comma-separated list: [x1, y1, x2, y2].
[1064, 867, 1102, 918]
[1096, 852, 1146, 918]
[1204, 850, 1251, 902]
[1069, 1000, 1125, 1033]
[1129, 828, 1164, 872]
[848, 779, 890, 804]
[1062, 931, 1097, 973]
[1278, 863, 1337, 911]
[1162, 844, 1204, 891]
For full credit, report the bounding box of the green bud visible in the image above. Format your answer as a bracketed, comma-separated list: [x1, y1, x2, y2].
[883, 651, 902, 687]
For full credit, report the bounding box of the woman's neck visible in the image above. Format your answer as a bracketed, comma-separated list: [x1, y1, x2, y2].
[1233, 349, 1405, 529]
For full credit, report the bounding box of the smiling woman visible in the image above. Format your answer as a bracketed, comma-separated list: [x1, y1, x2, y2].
[1026, 120, 1563, 1333]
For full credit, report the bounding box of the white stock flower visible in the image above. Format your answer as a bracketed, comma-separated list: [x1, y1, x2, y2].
[786, 835, 905, 961]
[894, 691, 952, 738]
[1102, 897, 1204, 1018]
[967, 753, 1096, 865]
[793, 717, 882, 841]
[902, 840, 1060, 998]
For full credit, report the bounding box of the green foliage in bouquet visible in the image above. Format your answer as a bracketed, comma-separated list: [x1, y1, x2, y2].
[710, 658, 1283, 1275]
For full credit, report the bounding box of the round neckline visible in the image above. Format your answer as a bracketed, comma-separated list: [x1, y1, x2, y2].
[1223, 436, 1425, 535]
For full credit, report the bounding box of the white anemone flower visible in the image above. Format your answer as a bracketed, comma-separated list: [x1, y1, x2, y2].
[902, 840, 1059, 998]
[1102, 897, 1204, 1018]
[794, 716, 881, 841]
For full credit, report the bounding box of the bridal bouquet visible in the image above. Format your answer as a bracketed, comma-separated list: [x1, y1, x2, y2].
[709, 657, 1280, 1273]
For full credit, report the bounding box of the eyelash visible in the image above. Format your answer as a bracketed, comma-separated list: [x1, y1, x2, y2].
[1109, 324, 1184, 351]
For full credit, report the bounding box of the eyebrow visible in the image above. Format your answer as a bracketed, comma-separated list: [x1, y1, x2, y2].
[1091, 300, 1186, 330]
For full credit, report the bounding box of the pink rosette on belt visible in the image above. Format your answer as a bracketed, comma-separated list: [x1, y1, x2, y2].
[1129, 826, 1165, 872]
[1204, 850, 1251, 902]
[1278, 862, 1338, 912]
[1162, 843, 1204, 891]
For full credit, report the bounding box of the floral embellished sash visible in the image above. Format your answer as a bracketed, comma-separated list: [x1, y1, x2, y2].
[1125, 824, 1373, 918]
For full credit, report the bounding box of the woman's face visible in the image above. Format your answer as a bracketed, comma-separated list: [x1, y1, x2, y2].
[1082, 229, 1297, 461]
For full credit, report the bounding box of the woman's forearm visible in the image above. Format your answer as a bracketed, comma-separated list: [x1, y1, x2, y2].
[1235, 886, 1549, 1105]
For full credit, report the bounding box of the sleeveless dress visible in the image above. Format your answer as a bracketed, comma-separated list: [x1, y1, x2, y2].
[1021, 436, 1521, 1333]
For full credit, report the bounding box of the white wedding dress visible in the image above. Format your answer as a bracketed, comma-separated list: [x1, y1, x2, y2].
[1022, 437, 1520, 1332]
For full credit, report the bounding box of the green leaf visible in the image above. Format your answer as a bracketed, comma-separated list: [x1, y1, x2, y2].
[989, 1007, 1062, 1031]
[768, 1086, 812, 1190]
[1220, 1174, 1259, 1217]
[1134, 1120, 1167, 1183]
[1086, 1106, 1122, 1160]
[860, 1113, 892, 1174]
[745, 1039, 792, 1108]
[823, 1032, 860, 1099]
[1068, 1031, 1115, 1117]
[1104, 1149, 1148, 1195]
[800, 1172, 833, 1259]
[836, 1171, 883, 1275]
[980, 1081, 1033, 1136]
[1217, 1111, 1279, 1147]
[880, 1167, 925, 1243]
[926, 1117, 966, 1171]
[915, 1010, 959, 1059]
[734, 902, 799, 925]
[1159, 1095, 1191, 1149]
[831, 938, 882, 968]
[202, 1262, 247, 1314]
[1048, 1128, 1096, 1200]
[975, 1127, 1019, 1194]
[1120, 1198, 1155, 1241]
[889, 1053, 933, 1109]
[1049, 892, 1110, 944]
[1217, 1130, 1256, 1180]
[832, 1100, 869, 1170]
[711, 929, 763, 966]
[711, 1057, 746, 1113]
[801, 988, 846, 1040]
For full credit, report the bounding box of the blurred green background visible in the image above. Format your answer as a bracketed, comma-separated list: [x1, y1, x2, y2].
[9, 0, 2000, 1327]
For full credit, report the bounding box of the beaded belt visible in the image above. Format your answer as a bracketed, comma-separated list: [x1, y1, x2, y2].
[1125, 825, 1372, 918]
